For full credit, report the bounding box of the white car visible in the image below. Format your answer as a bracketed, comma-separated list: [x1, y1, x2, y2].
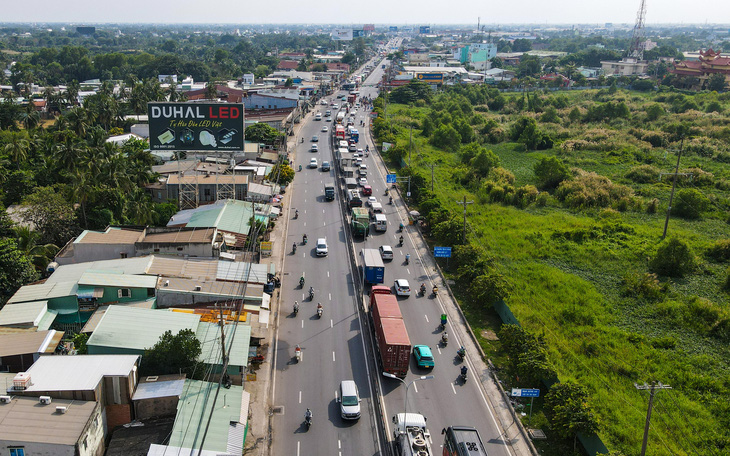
[358, 177, 368, 187]
[338, 380, 361, 420]
[316, 238, 328, 257]
[326, 116, 332, 122]
[310, 144, 318, 152]
[367, 196, 377, 206]
[379, 245, 394, 261]
[309, 158, 318, 168]
[321, 100, 328, 105]
[322, 126, 329, 132]
[356, 148, 364, 156]
[394, 279, 411, 296]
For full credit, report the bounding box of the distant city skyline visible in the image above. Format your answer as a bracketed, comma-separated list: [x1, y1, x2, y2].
[2, 0, 729, 26]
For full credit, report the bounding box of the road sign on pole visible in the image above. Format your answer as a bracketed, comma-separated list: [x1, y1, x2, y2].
[433, 247, 452, 258]
[386, 174, 397, 183]
[511, 388, 540, 397]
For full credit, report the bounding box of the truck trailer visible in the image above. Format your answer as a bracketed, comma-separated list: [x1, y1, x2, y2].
[370, 286, 410, 377]
[392, 413, 433, 456]
[361, 249, 385, 284]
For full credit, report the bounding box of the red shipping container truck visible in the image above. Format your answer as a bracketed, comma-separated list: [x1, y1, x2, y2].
[370, 286, 411, 378]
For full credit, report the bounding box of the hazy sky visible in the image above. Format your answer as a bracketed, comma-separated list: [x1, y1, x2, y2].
[3, 0, 728, 25]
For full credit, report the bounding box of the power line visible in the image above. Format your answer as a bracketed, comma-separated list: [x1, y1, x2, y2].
[635, 381, 672, 456]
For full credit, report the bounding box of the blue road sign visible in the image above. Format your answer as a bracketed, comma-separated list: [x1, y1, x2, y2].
[511, 388, 540, 397]
[434, 247, 452, 258]
[386, 174, 397, 183]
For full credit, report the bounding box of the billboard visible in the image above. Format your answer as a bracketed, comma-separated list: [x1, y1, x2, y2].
[416, 73, 444, 83]
[389, 26, 398, 32]
[419, 26, 431, 34]
[363, 24, 375, 32]
[331, 29, 353, 41]
[353, 29, 365, 38]
[147, 102, 244, 151]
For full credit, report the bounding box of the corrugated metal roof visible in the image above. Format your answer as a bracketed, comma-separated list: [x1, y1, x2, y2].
[0, 300, 48, 326]
[178, 200, 253, 236]
[0, 396, 98, 445]
[167, 380, 244, 453]
[7, 281, 78, 304]
[80, 299, 156, 334]
[0, 330, 62, 357]
[87, 306, 200, 352]
[147, 444, 225, 456]
[22, 354, 139, 392]
[37, 309, 58, 331]
[75, 227, 143, 245]
[160, 277, 263, 300]
[78, 271, 159, 289]
[148, 256, 217, 279]
[216, 261, 269, 283]
[132, 378, 185, 401]
[196, 322, 251, 367]
[141, 227, 215, 244]
[46, 256, 153, 284]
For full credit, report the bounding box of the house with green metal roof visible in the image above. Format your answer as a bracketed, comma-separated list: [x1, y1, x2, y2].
[149, 379, 249, 455]
[168, 199, 255, 248]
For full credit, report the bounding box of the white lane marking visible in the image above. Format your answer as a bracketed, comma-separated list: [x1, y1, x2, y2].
[324, 221, 326, 226]
[323, 209, 326, 214]
[304, 222, 307, 227]
[333, 351, 336, 362]
[297, 441, 300, 456]
[302, 252, 305, 258]
[327, 271, 330, 278]
[424, 314, 429, 323]
[328, 293, 332, 300]
[330, 319, 334, 328]
[413, 383, 418, 393]
[338, 440, 342, 449]
[406, 268, 411, 275]
[301, 320, 304, 328]
[437, 346, 442, 354]
[299, 390, 302, 403]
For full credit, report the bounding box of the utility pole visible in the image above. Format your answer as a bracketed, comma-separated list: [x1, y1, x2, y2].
[635, 382, 672, 456]
[408, 125, 413, 197]
[429, 163, 435, 193]
[662, 138, 685, 239]
[455, 196, 473, 243]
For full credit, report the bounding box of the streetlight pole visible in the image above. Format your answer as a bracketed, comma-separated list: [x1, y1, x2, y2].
[382, 373, 434, 431]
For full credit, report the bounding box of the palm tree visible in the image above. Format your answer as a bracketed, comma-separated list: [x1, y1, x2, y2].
[3, 131, 29, 170]
[67, 170, 93, 228]
[205, 82, 218, 100]
[20, 101, 41, 130]
[14, 226, 59, 272]
[65, 80, 80, 107]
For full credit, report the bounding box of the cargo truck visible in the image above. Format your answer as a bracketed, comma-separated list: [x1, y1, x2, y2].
[351, 207, 370, 237]
[337, 111, 346, 124]
[324, 183, 335, 201]
[392, 413, 433, 456]
[370, 286, 410, 377]
[361, 249, 385, 284]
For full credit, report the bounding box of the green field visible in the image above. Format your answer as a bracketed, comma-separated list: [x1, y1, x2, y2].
[374, 85, 730, 456]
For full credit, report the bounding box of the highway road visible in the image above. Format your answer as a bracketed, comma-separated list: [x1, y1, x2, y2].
[273, 38, 514, 456]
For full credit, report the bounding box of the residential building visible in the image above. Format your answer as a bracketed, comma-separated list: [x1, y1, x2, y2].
[0, 330, 64, 372]
[131, 374, 185, 420]
[164, 174, 249, 204]
[601, 57, 649, 76]
[0, 396, 105, 456]
[0, 300, 57, 331]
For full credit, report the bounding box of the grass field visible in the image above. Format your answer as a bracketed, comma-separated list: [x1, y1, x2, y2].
[376, 88, 730, 456]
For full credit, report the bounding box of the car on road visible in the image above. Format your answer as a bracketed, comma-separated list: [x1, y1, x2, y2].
[325, 110, 332, 116]
[325, 116, 332, 122]
[394, 279, 411, 296]
[316, 238, 328, 256]
[379, 245, 393, 260]
[321, 161, 330, 172]
[361, 185, 372, 196]
[309, 158, 318, 168]
[413, 345, 435, 369]
[322, 126, 329, 132]
[321, 100, 328, 105]
[310, 144, 318, 152]
[333, 104, 339, 109]
[338, 380, 361, 420]
[358, 177, 368, 187]
[366, 196, 377, 206]
[315, 113, 322, 121]
[311, 135, 319, 142]
[356, 148, 364, 156]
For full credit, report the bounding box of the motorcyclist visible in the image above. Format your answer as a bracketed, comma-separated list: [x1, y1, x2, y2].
[317, 302, 323, 316]
[294, 301, 299, 314]
[305, 408, 312, 424]
[433, 285, 439, 297]
[398, 222, 404, 232]
[399, 235, 404, 246]
[293, 243, 297, 253]
[389, 196, 393, 204]
[458, 346, 466, 359]
[420, 283, 426, 295]
[301, 137, 304, 143]
[461, 365, 468, 379]
[300, 276, 305, 287]
[303, 233, 308, 244]
[441, 332, 449, 345]
[295, 209, 299, 219]
[299, 164, 302, 171]
[309, 286, 314, 299]
[405, 253, 410, 265]
[440, 313, 447, 329]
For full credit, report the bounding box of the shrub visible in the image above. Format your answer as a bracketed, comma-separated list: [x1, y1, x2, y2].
[509, 116, 554, 150]
[622, 272, 667, 302]
[683, 168, 715, 187]
[706, 239, 730, 262]
[673, 188, 710, 220]
[488, 167, 515, 185]
[723, 267, 730, 291]
[646, 198, 660, 214]
[645, 103, 665, 121]
[540, 106, 561, 123]
[534, 156, 570, 190]
[650, 237, 697, 277]
[626, 165, 660, 184]
[555, 170, 634, 209]
[431, 124, 462, 150]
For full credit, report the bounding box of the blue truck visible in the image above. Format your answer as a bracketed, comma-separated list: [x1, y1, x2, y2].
[361, 248, 385, 284]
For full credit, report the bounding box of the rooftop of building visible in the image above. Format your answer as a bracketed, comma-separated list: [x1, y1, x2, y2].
[46, 256, 153, 284]
[80, 299, 157, 334]
[0, 396, 98, 446]
[0, 300, 50, 328]
[167, 199, 253, 237]
[166, 174, 249, 185]
[17, 354, 139, 392]
[75, 226, 145, 245]
[141, 227, 216, 245]
[7, 281, 78, 305]
[0, 330, 63, 357]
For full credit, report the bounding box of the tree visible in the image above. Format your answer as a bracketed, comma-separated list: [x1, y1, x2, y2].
[510, 117, 553, 150]
[13, 226, 58, 272]
[21, 186, 78, 246]
[72, 332, 89, 354]
[673, 188, 710, 220]
[430, 124, 461, 150]
[266, 163, 295, 186]
[650, 237, 696, 278]
[544, 382, 600, 445]
[470, 149, 500, 178]
[245, 123, 282, 145]
[0, 238, 38, 302]
[140, 329, 202, 376]
[3, 131, 29, 170]
[707, 73, 727, 92]
[432, 217, 463, 246]
[534, 156, 570, 190]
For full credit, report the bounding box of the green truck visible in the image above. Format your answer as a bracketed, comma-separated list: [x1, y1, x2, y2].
[324, 183, 335, 201]
[351, 207, 370, 237]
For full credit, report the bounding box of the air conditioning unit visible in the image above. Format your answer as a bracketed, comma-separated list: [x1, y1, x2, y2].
[164, 280, 169, 287]
[194, 285, 202, 291]
[39, 396, 52, 405]
[56, 406, 68, 414]
[0, 395, 11, 403]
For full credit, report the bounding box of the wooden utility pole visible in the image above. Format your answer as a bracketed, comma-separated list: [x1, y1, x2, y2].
[662, 138, 685, 239]
[635, 382, 672, 456]
[455, 196, 473, 243]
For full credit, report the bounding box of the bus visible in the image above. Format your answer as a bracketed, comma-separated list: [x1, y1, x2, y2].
[336, 126, 346, 140]
[442, 426, 488, 456]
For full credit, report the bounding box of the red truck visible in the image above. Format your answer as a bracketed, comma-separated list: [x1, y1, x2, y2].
[370, 286, 411, 378]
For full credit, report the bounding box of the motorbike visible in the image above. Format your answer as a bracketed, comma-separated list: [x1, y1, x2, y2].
[301, 137, 304, 143]
[420, 283, 426, 297]
[299, 165, 302, 172]
[317, 305, 323, 318]
[305, 409, 312, 428]
[432, 286, 438, 298]
[295, 345, 302, 363]
[460, 367, 468, 383]
[405, 254, 410, 265]
[389, 196, 393, 205]
[398, 236, 404, 247]
[293, 243, 297, 254]
[457, 347, 466, 361]
[293, 302, 299, 316]
[299, 277, 305, 288]
[398, 223, 404, 232]
[303, 235, 308, 245]
[309, 287, 315, 301]
[441, 332, 449, 347]
[294, 210, 299, 219]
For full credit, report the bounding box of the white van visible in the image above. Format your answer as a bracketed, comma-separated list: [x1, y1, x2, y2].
[338, 380, 361, 420]
[315, 113, 322, 121]
[374, 214, 387, 232]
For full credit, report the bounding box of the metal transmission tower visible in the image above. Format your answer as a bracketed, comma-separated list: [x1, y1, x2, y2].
[628, 0, 648, 60]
